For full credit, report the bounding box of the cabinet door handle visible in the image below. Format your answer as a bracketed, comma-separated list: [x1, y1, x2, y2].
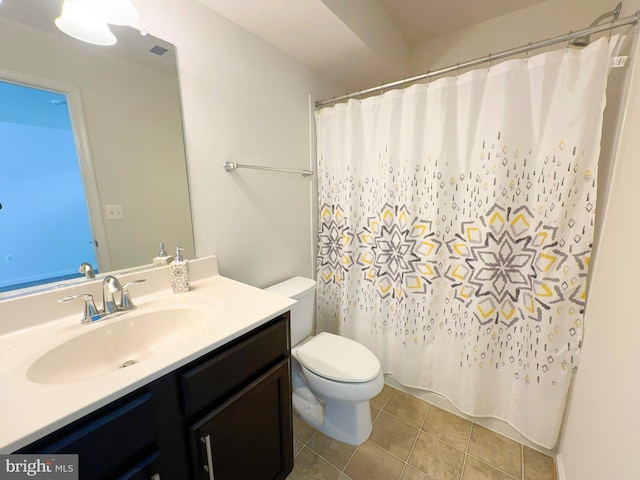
[200, 435, 215, 480]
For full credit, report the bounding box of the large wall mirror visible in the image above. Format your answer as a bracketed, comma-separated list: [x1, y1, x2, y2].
[0, 0, 195, 296]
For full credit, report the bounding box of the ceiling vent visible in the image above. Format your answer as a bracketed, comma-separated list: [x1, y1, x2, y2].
[149, 45, 169, 56]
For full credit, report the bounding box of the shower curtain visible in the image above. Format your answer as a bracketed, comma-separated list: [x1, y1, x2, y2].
[315, 37, 615, 448]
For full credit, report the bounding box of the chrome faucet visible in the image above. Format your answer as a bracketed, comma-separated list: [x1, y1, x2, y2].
[59, 276, 146, 324]
[102, 275, 122, 314]
[78, 262, 95, 279]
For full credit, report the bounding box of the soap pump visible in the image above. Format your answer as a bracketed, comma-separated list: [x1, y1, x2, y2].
[169, 246, 190, 293]
[153, 242, 174, 266]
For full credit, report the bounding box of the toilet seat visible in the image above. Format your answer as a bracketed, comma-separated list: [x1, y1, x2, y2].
[293, 332, 380, 383]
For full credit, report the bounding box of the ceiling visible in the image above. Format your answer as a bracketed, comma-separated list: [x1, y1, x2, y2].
[196, 0, 548, 90]
[2, 0, 549, 90]
[378, 0, 548, 43]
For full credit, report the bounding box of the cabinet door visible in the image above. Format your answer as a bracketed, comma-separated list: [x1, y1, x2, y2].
[189, 359, 293, 480]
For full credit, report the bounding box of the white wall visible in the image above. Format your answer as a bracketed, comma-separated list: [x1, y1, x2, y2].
[132, 0, 340, 287]
[409, 0, 640, 474]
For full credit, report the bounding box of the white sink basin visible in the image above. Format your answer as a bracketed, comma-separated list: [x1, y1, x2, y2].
[27, 305, 212, 384]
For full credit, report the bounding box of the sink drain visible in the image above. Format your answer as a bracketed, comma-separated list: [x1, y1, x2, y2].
[119, 359, 138, 369]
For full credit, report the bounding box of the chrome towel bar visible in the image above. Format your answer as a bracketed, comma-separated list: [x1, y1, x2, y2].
[223, 161, 313, 177]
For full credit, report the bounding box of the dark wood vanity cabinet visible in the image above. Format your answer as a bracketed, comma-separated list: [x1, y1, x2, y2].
[17, 313, 293, 480]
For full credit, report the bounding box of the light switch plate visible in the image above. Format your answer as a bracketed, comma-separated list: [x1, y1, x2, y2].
[105, 204, 124, 220]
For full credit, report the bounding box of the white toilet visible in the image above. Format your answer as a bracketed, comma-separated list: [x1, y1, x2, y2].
[266, 277, 384, 445]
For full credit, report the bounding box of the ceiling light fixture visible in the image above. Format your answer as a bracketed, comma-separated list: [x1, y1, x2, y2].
[55, 0, 116, 46]
[55, 0, 139, 46]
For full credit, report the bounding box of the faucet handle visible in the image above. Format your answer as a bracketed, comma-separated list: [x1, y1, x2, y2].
[59, 294, 102, 324]
[120, 279, 146, 310]
[102, 275, 123, 314]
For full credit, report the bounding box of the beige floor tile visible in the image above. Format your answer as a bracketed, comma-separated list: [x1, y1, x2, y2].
[384, 390, 430, 427]
[409, 432, 465, 480]
[294, 438, 304, 457]
[293, 412, 317, 444]
[345, 440, 405, 480]
[371, 383, 395, 409]
[422, 406, 471, 451]
[523, 447, 554, 480]
[401, 465, 432, 480]
[468, 425, 522, 479]
[370, 411, 420, 460]
[338, 474, 352, 480]
[308, 431, 357, 470]
[463, 456, 514, 480]
[287, 447, 341, 480]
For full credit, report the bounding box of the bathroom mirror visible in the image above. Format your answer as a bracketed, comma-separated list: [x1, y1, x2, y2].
[0, 0, 195, 296]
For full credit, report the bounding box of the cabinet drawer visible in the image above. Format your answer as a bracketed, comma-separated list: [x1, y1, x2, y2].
[180, 314, 289, 416]
[19, 392, 158, 480]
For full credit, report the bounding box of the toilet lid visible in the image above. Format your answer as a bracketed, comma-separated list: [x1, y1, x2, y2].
[294, 332, 381, 383]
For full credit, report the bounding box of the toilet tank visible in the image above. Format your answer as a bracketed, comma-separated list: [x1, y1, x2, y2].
[265, 277, 316, 345]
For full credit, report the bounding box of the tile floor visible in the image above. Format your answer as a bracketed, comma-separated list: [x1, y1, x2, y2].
[287, 384, 555, 480]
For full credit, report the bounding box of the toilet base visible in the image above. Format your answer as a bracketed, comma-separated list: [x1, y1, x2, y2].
[293, 394, 373, 446]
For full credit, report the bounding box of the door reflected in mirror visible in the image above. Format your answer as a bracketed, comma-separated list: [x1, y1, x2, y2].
[0, 0, 195, 296]
[0, 79, 99, 292]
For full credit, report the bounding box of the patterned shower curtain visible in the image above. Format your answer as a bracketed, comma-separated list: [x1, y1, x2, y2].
[315, 37, 615, 448]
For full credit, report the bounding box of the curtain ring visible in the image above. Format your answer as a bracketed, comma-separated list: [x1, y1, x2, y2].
[526, 42, 532, 63]
[487, 54, 492, 71]
[426, 70, 431, 86]
[566, 30, 572, 54]
[609, 19, 615, 40]
[456, 62, 460, 78]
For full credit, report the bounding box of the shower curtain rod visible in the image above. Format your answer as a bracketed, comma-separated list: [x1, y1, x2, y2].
[316, 11, 639, 108]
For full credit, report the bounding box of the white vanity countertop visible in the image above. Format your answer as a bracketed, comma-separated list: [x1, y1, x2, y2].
[0, 266, 295, 452]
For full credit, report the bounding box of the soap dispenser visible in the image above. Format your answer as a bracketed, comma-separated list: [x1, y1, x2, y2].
[169, 246, 190, 293]
[153, 242, 174, 266]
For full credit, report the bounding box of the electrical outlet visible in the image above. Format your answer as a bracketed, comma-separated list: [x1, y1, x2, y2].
[4, 254, 13, 263]
[105, 204, 124, 220]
